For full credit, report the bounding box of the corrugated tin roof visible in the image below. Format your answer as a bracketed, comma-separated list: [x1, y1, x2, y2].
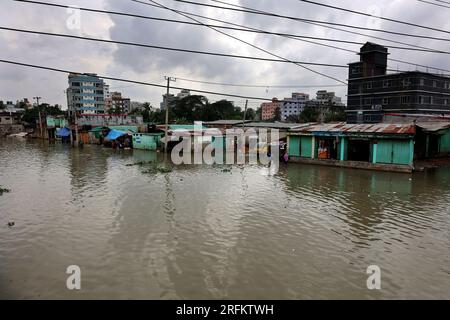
[417, 122, 450, 132]
[290, 122, 416, 134]
[241, 122, 310, 130]
[204, 120, 252, 125]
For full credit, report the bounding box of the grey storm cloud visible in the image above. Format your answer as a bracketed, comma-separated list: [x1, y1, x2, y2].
[0, 0, 449, 108]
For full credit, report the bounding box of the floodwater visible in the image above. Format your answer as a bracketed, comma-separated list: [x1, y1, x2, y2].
[0, 138, 449, 300]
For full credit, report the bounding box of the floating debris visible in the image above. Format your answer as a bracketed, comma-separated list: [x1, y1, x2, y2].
[7, 222, 15, 227]
[142, 164, 173, 174]
[221, 168, 232, 173]
[0, 186, 11, 195]
[125, 161, 155, 167]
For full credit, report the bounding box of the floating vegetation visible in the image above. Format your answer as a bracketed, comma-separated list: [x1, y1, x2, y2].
[142, 164, 173, 174]
[126, 161, 156, 167]
[0, 186, 11, 195]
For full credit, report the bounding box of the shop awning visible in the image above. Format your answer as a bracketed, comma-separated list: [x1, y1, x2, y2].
[105, 129, 127, 140]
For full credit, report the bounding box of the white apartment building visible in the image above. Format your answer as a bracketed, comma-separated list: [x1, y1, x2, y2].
[281, 93, 309, 121]
[67, 73, 106, 115]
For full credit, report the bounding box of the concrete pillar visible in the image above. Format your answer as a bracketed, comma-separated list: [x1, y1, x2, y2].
[311, 136, 315, 159]
[372, 142, 378, 164]
[409, 139, 415, 165]
[425, 135, 430, 158]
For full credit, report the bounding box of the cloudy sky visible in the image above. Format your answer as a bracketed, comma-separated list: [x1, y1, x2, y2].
[0, 0, 449, 110]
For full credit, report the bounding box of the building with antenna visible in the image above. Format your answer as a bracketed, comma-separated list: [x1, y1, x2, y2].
[347, 42, 450, 123]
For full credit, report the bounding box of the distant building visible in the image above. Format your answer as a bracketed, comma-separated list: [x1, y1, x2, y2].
[130, 101, 145, 113]
[160, 89, 191, 111]
[104, 85, 112, 112]
[77, 114, 143, 127]
[347, 42, 450, 123]
[177, 89, 191, 99]
[67, 73, 106, 116]
[0, 109, 24, 136]
[281, 93, 309, 121]
[305, 90, 345, 123]
[110, 92, 131, 114]
[160, 93, 176, 111]
[261, 98, 282, 121]
[315, 90, 344, 106]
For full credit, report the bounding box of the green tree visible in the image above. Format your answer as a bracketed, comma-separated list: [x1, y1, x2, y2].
[271, 107, 281, 122]
[172, 95, 208, 122]
[245, 108, 256, 121]
[22, 104, 65, 125]
[285, 114, 300, 123]
[324, 105, 346, 123]
[299, 106, 320, 123]
[255, 107, 262, 121]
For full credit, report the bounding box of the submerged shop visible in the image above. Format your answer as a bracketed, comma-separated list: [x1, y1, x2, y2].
[287, 122, 416, 173]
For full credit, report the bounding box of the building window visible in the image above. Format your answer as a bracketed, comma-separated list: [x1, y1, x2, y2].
[383, 80, 389, 88]
[366, 82, 373, 89]
[352, 66, 361, 74]
[401, 96, 410, 104]
[403, 78, 411, 87]
[382, 98, 389, 105]
[420, 78, 425, 86]
[433, 80, 437, 88]
[445, 82, 450, 90]
[363, 98, 372, 105]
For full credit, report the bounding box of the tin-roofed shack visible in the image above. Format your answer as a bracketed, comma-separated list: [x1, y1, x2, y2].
[288, 122, 416, 173]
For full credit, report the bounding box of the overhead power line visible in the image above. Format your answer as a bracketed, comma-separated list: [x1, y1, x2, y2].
[13, 0, 450, 44]
[12, 0, 449, 54]
[0, 59, 274, 101]
[12, 0, 450, 65]
[200, 0, 450, 74]
[298, 0, 450, 35]
[144, 0, 347, 84]
[418, 0, 450, 8]
[0, 26, 349, 68]
[10, 0, 450, 73]
[172, 0, 450, 42]
[175, 77, 347, 88]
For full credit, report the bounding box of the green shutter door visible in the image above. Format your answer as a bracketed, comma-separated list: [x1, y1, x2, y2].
[289, 136, 301, 157]
[392, 140, 411, 165]
[300, 136, 312, 158]
[440, 131, 450, 153]
[376, 140, 393, 164]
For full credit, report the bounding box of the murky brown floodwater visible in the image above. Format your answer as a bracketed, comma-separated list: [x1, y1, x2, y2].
[0, 138, 449, 299]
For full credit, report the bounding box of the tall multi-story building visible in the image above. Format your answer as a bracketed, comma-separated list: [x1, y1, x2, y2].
[316, 90, 344, 106]
[305, 90, 345, 123]
[261, 98, 282, 121]
[281, 93, 309, 121]
[347, 42, 450, 123]
[104, 84, 112, 112]
[67, 73, 105, 115]
[110, 92, 131, 114]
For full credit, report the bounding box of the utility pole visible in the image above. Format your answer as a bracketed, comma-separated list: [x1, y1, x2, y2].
[242, 99, 248, 129]
[34, 96, 43, 139]
[164, 76, 176, 161]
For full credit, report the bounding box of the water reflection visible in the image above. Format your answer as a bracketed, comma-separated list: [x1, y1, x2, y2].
[0, 139, 449, 299]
